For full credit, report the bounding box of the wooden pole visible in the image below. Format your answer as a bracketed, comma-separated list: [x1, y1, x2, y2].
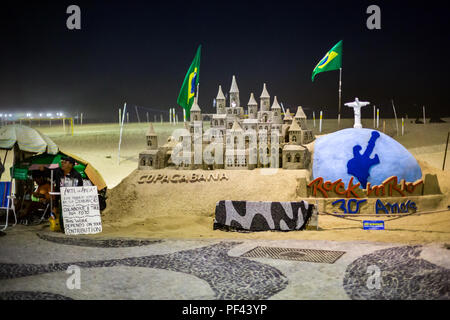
[391, 99, 399, 136]
[373, 105, 376, 128]
[443, 131, 449, 171]
[401, 117, 404, 136]
[383, 120, 386, 133]
[423, 106, 426, 125]
[338, 68, 342, 128]
[376, 108, 379, 129]
[319, 111, 323, 133]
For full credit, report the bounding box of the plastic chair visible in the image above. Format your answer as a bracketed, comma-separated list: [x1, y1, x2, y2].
[0, 181, 17, 231]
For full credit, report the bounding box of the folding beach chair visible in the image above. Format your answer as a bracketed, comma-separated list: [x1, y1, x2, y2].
[0, 180, 17, 231]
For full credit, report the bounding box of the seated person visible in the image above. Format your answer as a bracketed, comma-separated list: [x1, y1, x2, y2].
[54, 156, 83, 192]
[51, 156, 83, 230]
[18, 170, 51, 221]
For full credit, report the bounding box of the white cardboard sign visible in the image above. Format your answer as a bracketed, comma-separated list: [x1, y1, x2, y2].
[60, 186, 102, 235]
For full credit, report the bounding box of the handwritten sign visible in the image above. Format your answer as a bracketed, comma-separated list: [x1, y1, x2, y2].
[60, 186, 102, 235]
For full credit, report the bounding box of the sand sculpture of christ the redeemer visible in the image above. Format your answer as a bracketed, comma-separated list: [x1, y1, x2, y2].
[344, 97, 370, 128]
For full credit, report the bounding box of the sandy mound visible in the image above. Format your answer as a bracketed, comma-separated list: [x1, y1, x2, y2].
[99, 161, 450, 244]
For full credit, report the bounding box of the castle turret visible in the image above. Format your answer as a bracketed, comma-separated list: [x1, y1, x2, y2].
[247, 93, 258, 119]
[146, 122, 158, 150]
[190, 97, 202, 122]
[283, 108, 293, 124]
[288, 120, 302, 144]
[229, 75, 240, 108]
[260, 83, 270, 112]
[294, 106, 307, 128]
[216, 85, 226, 114]
[271, 96, 282, 124]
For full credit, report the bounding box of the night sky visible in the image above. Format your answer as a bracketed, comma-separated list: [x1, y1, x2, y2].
[1, 0, 449, 122]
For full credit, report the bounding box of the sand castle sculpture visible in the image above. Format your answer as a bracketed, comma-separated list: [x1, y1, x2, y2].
[139, 75, 315, 170]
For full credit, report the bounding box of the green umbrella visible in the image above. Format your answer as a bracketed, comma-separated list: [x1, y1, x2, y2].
[22, 152, 87, 178]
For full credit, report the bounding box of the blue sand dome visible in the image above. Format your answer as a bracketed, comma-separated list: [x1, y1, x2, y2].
[312, 128, 422, 188]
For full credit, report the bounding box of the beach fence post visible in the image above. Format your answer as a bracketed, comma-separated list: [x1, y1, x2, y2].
[423, 106, 426, 124]
[373, 105, 376, 128]
[173, 108, 176, 125]
[391, 99, 399, 136]
[118, 102, 127, 165]
[401, 117, 404, 136]
[319, 111, 323, 133]
[153, 115, 156, 123]
[126, 112, 129, 124]
[169, 108, 172, 124]
[62, 118, 65, 133]
[135, 106, 141, 123]
[147, 112, 149, 123]
[119, 108, 121, 126]
[383, 120, 386, 133]
[443, 132, 449, 171]
[80, 113, 83, 126]
[160, 114, 163, 124]
[377, 108, 379, 129]
[313, 111, 316, 128]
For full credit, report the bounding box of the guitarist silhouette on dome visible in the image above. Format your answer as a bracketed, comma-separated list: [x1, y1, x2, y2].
[347, 131, 381, 188]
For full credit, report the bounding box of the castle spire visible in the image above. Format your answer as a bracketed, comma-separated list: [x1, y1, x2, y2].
[216, 85, 225, 100]
[271, 96, 281, 109]
[146, 122, 156, 136]
[247, 93, 258, 106]
[190, 96, 201, 112]
[260, 83, 270, 98]
[230, 75, 239, 93]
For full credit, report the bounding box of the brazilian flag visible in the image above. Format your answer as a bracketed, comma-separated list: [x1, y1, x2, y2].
[312, 40, 343, 81]
[177, 45, 201, 119]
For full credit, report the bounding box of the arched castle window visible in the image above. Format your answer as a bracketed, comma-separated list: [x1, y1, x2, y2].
[149, 158, 153, 167]
[148, 140, 152, 146]
[263, 114, 268, 122]
[234, 109, 237, 114]
[141, 158, 146, 166]
[215, 120, 218, 126]
[292, 135, 297, 142]
[287, 154, 291, 162]
[250, 109, 253, 114]
[295, 154, 300, 162]
[234, 137, 238, 145]
[220, 120, 224, 125]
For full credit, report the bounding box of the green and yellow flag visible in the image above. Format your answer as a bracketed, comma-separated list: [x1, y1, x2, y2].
[312, 40, 343, 81]
[177, 45, 201, 119]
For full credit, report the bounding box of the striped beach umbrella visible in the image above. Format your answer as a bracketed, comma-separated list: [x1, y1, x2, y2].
[0, 124, 58, 154]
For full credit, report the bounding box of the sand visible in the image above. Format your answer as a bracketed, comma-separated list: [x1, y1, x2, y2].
[2, 118, 450, 244]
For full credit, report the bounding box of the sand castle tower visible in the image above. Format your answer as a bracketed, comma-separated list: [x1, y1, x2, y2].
[146, 122, 158, 150]
[260, 83, 270, 112]
[247, 93, 258, 119]
[190, 97, 202, 122]
[283, 108, 293, 125]
[294, 106, 307, 128]
[216, 85, 226, 115]
[288, 119, 302, 144]
[229, 75, 240, 108]
[271, 96, 283, 125]
[293, 106, 315, 144]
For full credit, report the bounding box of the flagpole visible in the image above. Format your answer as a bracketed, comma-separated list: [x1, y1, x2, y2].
[338, 67, 342, 128]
